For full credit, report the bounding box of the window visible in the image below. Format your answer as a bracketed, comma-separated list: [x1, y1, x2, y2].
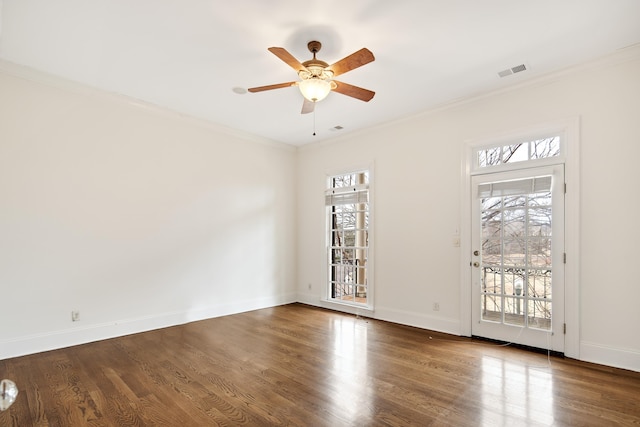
[475, 136, 561, 170]
[326, 170, 370, 307]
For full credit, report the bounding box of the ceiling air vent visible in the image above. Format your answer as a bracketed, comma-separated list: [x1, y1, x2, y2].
[498, 64, 527, 78]
[329, 125, 344, 132]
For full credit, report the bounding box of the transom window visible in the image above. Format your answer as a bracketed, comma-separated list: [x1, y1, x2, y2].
[325, 170, 370, 307]
[475, 136, 561, 170]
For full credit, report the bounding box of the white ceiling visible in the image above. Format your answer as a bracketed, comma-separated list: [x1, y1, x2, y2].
[1, 1, 639, 146]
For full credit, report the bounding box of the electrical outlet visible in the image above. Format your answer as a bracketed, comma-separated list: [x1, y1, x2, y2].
[433, 302, 440, 312]
[71, 311, 80, 322]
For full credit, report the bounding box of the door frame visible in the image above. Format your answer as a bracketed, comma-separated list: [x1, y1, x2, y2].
[460, 117, 581, 359]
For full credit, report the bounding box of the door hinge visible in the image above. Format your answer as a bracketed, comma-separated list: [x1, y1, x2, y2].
[564, 183, 567, 194]
[563, 253, 567, 264]
[563, 323, 567, 334]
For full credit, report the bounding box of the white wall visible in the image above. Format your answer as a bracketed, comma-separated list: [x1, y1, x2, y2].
[0, 63, 298, 359]
[3, 47, 639, 373]
[297, 47, 640, 372]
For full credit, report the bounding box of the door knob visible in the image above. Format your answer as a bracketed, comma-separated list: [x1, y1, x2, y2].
[473, 250, 479, 256]
[473, 262, 480, 267]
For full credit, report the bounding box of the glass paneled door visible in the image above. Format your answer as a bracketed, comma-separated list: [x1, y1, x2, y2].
[471, 165, 565, 352]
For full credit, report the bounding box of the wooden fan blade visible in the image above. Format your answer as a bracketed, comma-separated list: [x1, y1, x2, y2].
[247, 82, 297, 93]
[301, 98, 315, 114]
[327, 48, 375, 77]
[332, 81, 375, 102]
[268, 47, 308, 73]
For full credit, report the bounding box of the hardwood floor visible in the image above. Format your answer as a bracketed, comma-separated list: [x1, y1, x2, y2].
[1, 303, 639, 426]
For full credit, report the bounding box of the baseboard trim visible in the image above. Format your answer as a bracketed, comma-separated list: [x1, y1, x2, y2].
[580, 341, 640, 373]
[0, 294, 297, 360]
[373, 305, 461, 336]
[299, 295, 461, 336]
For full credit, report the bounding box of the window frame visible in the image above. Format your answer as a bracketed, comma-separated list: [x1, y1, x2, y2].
[469, 131, 567, 176]
[323, 166, 374, 311]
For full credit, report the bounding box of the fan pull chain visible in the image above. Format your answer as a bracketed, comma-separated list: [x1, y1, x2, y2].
[313, 106, 316, 136]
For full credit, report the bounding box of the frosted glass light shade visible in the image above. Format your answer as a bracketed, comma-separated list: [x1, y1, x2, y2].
[299, 78, 331, 102]
[0, 379, 18, 411]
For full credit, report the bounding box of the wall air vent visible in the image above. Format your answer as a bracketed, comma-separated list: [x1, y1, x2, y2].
[498, 64, 528, 78]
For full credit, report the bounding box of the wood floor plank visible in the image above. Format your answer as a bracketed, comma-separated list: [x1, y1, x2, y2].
[1, 303, 639, 426]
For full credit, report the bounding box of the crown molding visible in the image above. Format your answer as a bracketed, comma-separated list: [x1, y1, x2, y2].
[299, 43, 640, 151]
[0, 59, 296, 152]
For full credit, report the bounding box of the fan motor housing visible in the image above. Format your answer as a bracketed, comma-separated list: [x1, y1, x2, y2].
[301, 41, 331, 78]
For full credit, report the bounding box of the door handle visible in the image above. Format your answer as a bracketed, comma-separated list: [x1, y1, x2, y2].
[473, 262, 480, 268]
[473, 250, 479, 256]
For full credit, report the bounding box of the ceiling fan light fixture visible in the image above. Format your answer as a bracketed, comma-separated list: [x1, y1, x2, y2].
[248, 41, 375, 111]
[298, 77, 332, 102]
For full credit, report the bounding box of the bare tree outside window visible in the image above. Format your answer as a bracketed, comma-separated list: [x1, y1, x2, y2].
[477, 137, 560, 168]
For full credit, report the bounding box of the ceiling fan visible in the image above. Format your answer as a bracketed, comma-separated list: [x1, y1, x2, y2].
[248, 41, 375, 114]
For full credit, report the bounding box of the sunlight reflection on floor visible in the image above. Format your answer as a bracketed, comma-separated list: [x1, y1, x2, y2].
[328, 316, 373, 424]
[480, 355, 554, 426]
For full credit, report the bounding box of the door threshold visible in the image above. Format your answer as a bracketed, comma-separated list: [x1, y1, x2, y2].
[472, 335, 565, 359]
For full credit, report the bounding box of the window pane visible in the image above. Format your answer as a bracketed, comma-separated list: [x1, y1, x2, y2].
[481, 240, 501, 265]
[504, 272, 525, 296]
[528, 300, 551, 330]
[504, 297, 525, 326]
[479, 147, 502, 167]
[503, 239, 525, 266]
[503, 208, 526, 237]
[332, 212, 343, 230]
[482, 212, 501, 239]
[481, 196, 502, 211]
[478, 150, 488, 167]
[528, 238, 551, 267]
[528, 269, 552, 299]
[482, 294, 501, 322]
[529, 192, 551, 207]
[343, 229, 356, 246]
[482, 267, 502, 294]
[530, 137, 560, 159]
[503, 195, 526, 208]
[502, 143, 528, 164]
[331, 231, 343, 246]
[529, 207, 552, 236]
